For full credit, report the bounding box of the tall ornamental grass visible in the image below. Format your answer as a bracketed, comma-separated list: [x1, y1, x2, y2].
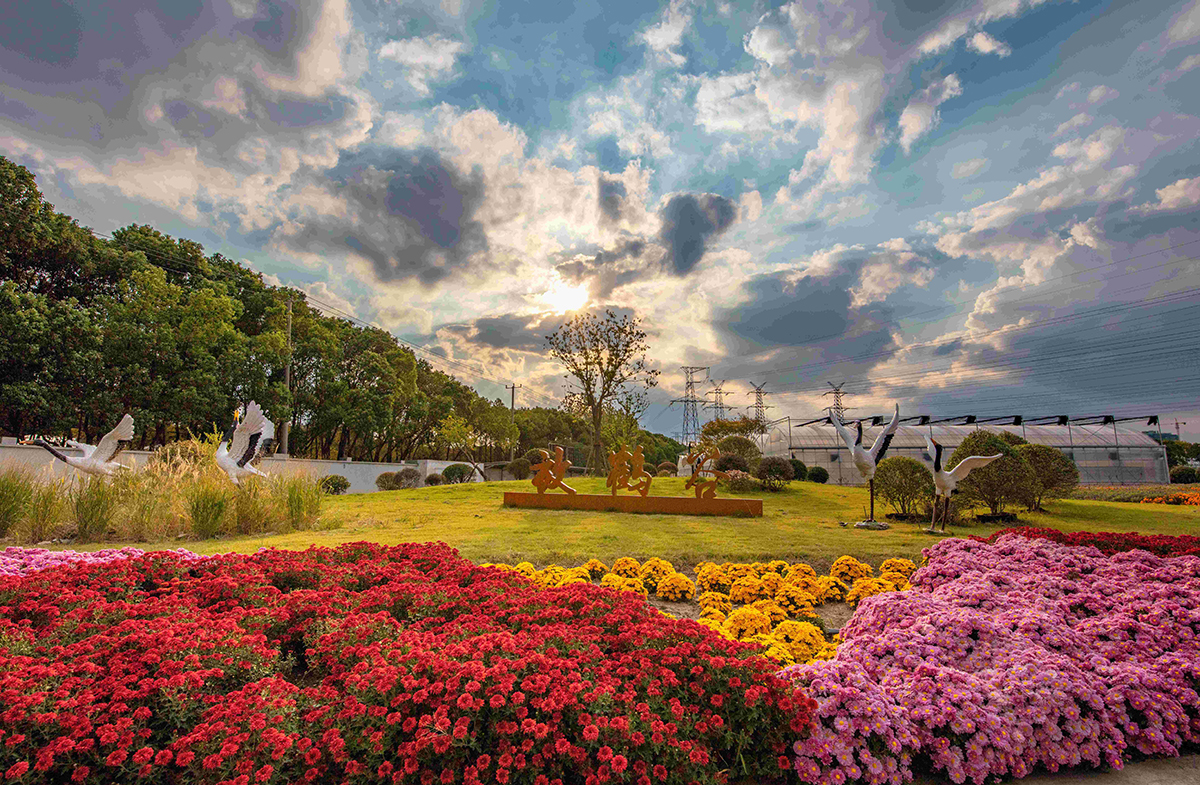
[70, 475, 119, 542]
[0, 465, 34, 539]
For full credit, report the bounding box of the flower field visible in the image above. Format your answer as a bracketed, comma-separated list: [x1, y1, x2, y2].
[784, 534, 1200, 784]
[0, 542, 816, 784]
[0, 546, 204, 577]
[973, 526, 1200, 556]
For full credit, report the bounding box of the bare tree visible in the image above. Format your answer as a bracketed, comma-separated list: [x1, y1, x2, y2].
[545, 310, 659, 474]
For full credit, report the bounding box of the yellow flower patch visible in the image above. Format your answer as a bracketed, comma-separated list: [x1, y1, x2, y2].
[879, 557, 917, 577]
[772, 620, 826, 662]
[639, 557, 675, 592]
[697, 591, 732, 614]
[723, 606, 772, 640]
[696, 564, 731, 594]
[775, 583, 817, 617]
[751, 599, 789, 626]
[656, 572, 696, 602]
[730, 575, 767, 604]
[846, 576, 895, 606]
[830, 555, 873, 584]
[581, 558, 609, 578]
[611, 557, 641, 578]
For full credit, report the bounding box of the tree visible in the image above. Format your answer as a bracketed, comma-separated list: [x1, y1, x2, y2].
[716, 435, 761, 470]
[437, 412, 484, 478]
[699, 415, 764, 446]
[1165, 441, 1198, 468]
[1014, 444, 1079, 510]
[545, 310, 659, 474]
[949, 432, 1035, 515]
[873, 457, 934, 517]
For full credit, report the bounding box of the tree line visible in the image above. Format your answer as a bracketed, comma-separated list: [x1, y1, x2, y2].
[0, 156, 683, 467]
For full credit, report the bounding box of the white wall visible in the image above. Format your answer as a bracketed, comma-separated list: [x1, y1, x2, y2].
[0, 440, 483, 493]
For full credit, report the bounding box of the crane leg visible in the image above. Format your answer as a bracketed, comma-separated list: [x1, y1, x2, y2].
[869, 479, 874, 522]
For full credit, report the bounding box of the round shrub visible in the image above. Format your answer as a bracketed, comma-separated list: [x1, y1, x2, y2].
[396, 467, 422, 489]
[319, 475, 351, 495]
[657, 469, 671, 476]
[807, 466, 830, 484]
[657, 461, 677, 476]
[949, 431, 1035, 515]
[1171, 465, 1198, 484]
[424, 472, 444, 486]
[506, 457, 532, 480]
[722, 469, 759, 493]
[789, 459, 808, 482]
[873, 456, 934, 516]
[716, 435, 761, 468]
[755, 455, 795, 491]
[1014, 444, 1079, 510]
[374, 472, 398, 492]
[714, 452, 751, 473]
[442, 463, 474, 484]
[523, 448, 546, 464]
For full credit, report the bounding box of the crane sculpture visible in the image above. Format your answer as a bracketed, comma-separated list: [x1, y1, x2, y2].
[924, 435, 1002, 532]
[20, 414, 135, 477]
[832, 403, 900, 522]
[215, 401, 275, 485]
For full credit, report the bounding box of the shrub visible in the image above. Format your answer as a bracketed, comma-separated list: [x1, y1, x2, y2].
[319, 474, 351, 495]
[185, 477, 232, 539]
[873, 456, 934, 516]
[374, 471, 398, 491]
[70, 475, 119, 542]
[396, 467, 422, 488]
[1015, 444, 1079, 510]
[756, 455, 795, 490]
[789, 459, 808, 482]
[717, 435, 761, 469]
[657, 469, 671, 476]
[657, 461, 677, 475]
[523, 448, 546, 464]
[722, 469, 759, 493]
[506, 457, 532, 480]
[949, 431, 1035, 515]
[995, 431, 1028, 446]
[0, 466, 33, 539]
[714, 452, 751, 473]
[424, 472, 444, 486]
[442, 463, 474, 484]
[1171, 465, 1198, 484]
[807, 466, 829, 484]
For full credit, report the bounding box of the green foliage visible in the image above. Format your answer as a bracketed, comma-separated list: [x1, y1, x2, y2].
[1014, 444, 1079, 510]
[807, 466, 830, 484]
[700, 416, 764, 445]
[1164, 441, 1199, 467]
[755, 456, 794, 491]
[234, 479, 275, 535]
[714, 453, 750, 473]
[949, 432, 1035, 515]
[995, 431, 1028, 446]
[506, 458, 532, 480]
[272, 475, 323, 530]
[375, 472, 398, 492]
[186, 478, 232, 539]
[873, 457, 934, 516]
[442, 464, 474, 484]
[397, 468, 422, 488]
[1171, 466, 1198, 484]
[0, 465, 33, 538]
[789, 459, 808, 482]
[70, 476, 119, 542]
[657, 461, 677, 476]
[721, 470, 759, 493]
[716, 435, 761, 470]
[424, 472, 444, 486]
[319, 475, 351, 495]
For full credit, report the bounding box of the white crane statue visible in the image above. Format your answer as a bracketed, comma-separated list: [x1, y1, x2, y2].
[923, 435, 1002, 532]
[832, 403, 900, 522]
[215, 401, 275, 485]
[20, 414, 135, 477]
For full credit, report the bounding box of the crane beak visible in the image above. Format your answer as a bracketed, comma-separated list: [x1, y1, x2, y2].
[18, 438, 32, 445]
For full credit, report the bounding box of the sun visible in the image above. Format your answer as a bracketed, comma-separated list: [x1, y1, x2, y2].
[539, 281, 589, 313]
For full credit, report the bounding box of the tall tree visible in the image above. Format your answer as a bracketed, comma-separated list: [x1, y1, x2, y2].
[545, 310, 659, 474]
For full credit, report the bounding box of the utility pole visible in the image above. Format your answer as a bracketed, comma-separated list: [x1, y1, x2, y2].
[505, 383, 522, 462]
[670, 366, 709, 447]
[279, 296, 293, 457]
[1177, 418, 1186, 439]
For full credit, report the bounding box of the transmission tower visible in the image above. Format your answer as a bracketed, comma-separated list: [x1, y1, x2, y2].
[704, 380, 733, 422]
[746, 382, 773, 443]
[671, 366, 709, 446]
[823, 381, 849, 424]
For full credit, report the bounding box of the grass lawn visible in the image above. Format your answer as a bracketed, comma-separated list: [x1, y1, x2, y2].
[129, 478, 1200, 571]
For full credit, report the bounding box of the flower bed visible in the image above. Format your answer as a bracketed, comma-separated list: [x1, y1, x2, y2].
[1141, 492, 1200, 505]
[0, 546, 203, 577]
[784, 535, 1200, 784]
[0, 542, 815, 784]
[973, 526, 1200, 557]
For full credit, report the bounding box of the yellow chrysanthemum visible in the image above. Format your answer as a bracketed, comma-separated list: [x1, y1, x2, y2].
[750, 561, 769, 576]
[809, 641, 839, 662]
[830, 556, 873, 584]
[730, 576, 767, 604]
[749, 633, 796, 666]
[639, 557, 676, 592]
[772, 620, 826, 662]
[656, 572, 696, 602]
[697, 591, 732, 614]
[786, 562, 818, 580]
[751, 599, 788, 626]
[696, 617, 737, 640]
[814, 575, 850, 603]
[611, 557, 641, 578]
[880, 571, 911, 591]
[774, 582, 818, 617]
[722, 606, 772, 640]
[846, 576, 895, 606]
[879, 558, 917, 578]
[759, 571, 784, 596]
[618, 576, 648, 597]
[699, 607, 726, 623]
[513, 562, 536, 577]
[696, 565, 731, 594]
[599, 572, 624, 589]
[581, 558, 609, 578]
[724, 563, 756, 582]
[783, 572, 823, 597]
[765, 559, 789, 575]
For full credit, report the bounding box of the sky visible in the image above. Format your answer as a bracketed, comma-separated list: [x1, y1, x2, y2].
[2, 0, 1199, 441]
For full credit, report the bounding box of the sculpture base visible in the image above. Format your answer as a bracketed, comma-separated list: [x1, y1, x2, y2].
[503, 492, 762, 517]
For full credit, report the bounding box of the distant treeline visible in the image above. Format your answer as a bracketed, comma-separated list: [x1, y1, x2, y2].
[0, 156, 683, 466]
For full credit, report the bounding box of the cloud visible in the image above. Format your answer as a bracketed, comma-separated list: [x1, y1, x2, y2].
[553, 239, 650, 299]
[439, 312, 555, 352]
[379, 34, 468, 96]
[1169, 0, 1200, 42]
[640, 0, 691, 67]
[1088, 85, 1117, 104]
[658, 193, 736, 275]
[898, 74, 962, 154]
[1053, 113, 1092, 137]
[598, 176, 627, 223]
[951, 157, 988, 179]
[1140, 177, 1200, 212]
[967, 32, 1011, 57]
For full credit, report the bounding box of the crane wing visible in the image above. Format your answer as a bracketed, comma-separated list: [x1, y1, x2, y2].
[868, 403, 901, 461]
[92, 414, 134, 464]
[67, 440, 98, 459]
[230, 402, 266, 468]
[246, 420, 275, 467]
[948, 454, 1003, 481]
[830, 414, 856, 452]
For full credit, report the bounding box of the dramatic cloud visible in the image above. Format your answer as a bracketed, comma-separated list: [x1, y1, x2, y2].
[658, 193, 736, 276]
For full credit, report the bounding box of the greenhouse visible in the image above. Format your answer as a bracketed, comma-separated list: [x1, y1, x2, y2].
[762, 416, 1170, 486]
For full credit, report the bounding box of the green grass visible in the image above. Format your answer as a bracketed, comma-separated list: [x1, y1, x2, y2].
[98, 478, 1200, 572]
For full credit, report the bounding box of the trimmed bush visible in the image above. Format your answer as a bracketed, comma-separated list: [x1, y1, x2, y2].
[319, 475, 351, 495]
[808, 466, 830, 484]
[714, 452, 751, 473]
[789, 459, 808, 482]
[716, 435, 761, 469]
[1171, 465, 1198, 484]
[506, 457, 532, 480]
[950, 431, 1035, 515]
[523, 448, 546, 464]
[374, 471, 398, 491]
[1015, 444, 1079, 510]
[424, 472, 444, 486]
[755, 455, 795, 491]
[657, 469, 672, 477]
[657, 461, 677, 476]
[874, 456, 934, 516]
[442, 463, 474, 484]
[396, 467, 423, 488]
[722, 469, 760, 493]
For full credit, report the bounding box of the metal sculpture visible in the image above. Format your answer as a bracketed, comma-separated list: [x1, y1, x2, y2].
[531, 446, 577, 495]
[684, 447, 730, 500]
[606, 444, 653, 497]
[924, 435, 1002, 532]
[832, 403, 900, 522]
